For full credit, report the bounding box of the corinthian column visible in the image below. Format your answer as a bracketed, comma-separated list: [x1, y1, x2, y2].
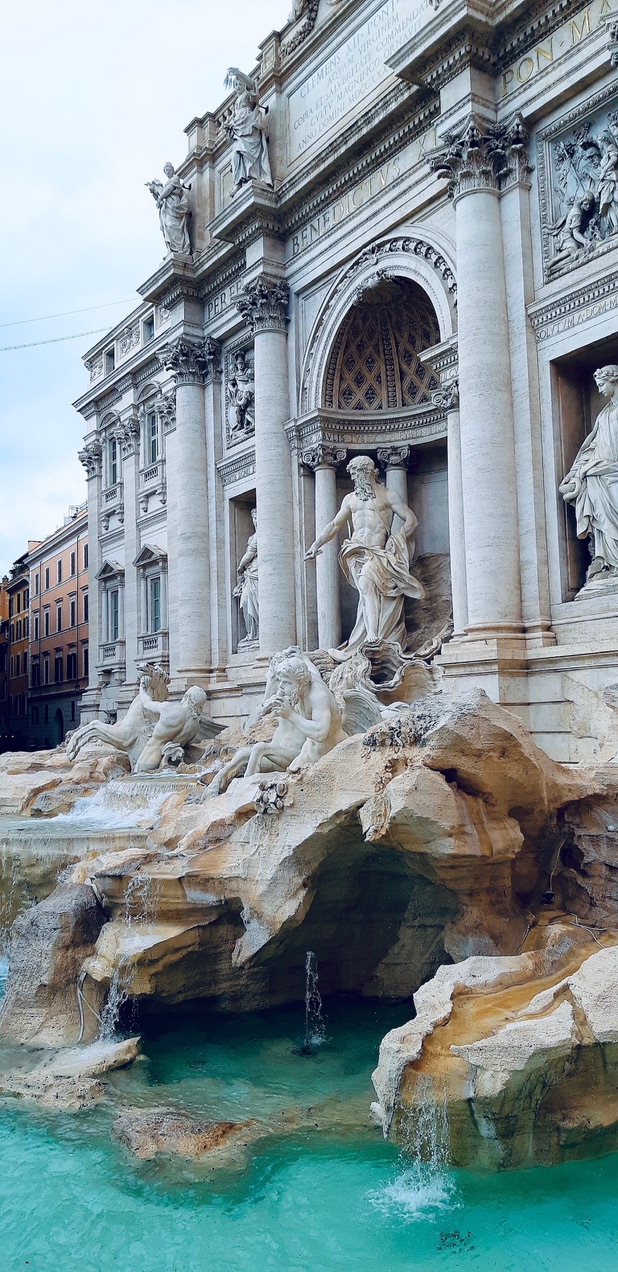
[161, 339, 211, 681]
[302, 444, 346, 649]
[431, 117, 524, 639]
[236, 277, 295, 654]
[377, 446, 410, 510]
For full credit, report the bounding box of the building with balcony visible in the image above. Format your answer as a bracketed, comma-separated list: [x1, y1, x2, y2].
[27, 507, 89, 747]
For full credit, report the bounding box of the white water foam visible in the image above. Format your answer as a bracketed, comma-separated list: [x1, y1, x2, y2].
[50, 783, 170, 830]
[369, 1076, 458, 1222]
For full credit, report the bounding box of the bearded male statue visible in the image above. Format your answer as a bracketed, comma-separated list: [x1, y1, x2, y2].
[305, 455, 424, 657]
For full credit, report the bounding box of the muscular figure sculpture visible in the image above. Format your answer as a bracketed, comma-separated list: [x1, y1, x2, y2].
[560, 365, 618, 582]
[134, 680, 207, 773]
[205, 649, 346, 796]
[305, 455, 424, 657]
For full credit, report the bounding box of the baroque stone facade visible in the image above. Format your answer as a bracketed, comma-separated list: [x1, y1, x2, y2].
[74, 0, 618, 762]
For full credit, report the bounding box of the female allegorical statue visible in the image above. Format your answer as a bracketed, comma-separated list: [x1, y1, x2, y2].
[560, 365, 618, 582]
[224, 68, 272, 189]
[146, 163, 191, 255]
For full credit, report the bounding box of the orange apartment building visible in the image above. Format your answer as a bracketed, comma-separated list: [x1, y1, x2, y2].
[6, 553, 31, 750]
[28, 507, 89, 748]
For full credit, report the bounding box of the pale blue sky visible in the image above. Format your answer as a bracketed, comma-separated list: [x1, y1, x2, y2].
[0, 0, 291, 575]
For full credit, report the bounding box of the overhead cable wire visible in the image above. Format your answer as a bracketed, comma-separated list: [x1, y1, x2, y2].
[0, 327, 111, 352]
[0, 298, 138, 329]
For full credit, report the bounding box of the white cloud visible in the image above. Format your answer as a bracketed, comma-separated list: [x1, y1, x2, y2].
[0, 0, 291, 573]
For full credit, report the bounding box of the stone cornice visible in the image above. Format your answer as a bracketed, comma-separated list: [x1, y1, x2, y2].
[216, 448, 256, 488]
[236, 277, 289, 333]
[287, 405, 447, 454]
[528, 268, 618, 341]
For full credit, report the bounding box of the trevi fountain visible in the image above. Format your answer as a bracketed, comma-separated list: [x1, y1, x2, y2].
[4, 0, 618, 1267]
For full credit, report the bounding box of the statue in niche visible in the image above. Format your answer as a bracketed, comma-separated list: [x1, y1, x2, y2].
[227, 350, 255, 439]
[146, 163, 191, 255]
[305, 455, 424, 658]
[233, 509, 259, 643]
[224, 69, 272, 189]
[560, 365, 618, 585]
[205, 648, 347, 796]
[547, 192, 596, 276]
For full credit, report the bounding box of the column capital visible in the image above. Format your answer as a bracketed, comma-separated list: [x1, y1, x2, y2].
[157, 391, 177, 435]
[203, 336, 222, 382]
[430, 113, 530, 200]
[78, 439, 102, 479]
[431, 378, 459, 411]
[114, 407, 140, 459]
[301, 443, 346, 471]
[160, 338, 210, 385]
[236, 276, 289, 333]
[377, 445, 410, 470]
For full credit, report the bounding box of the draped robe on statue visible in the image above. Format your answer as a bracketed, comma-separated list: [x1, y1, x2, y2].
[334, 520, 425, 658]
[560, 399, 618, 568]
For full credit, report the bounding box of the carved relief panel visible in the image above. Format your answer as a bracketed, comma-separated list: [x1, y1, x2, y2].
[224, 340, 255, 447]
[538, 87, 618, 282]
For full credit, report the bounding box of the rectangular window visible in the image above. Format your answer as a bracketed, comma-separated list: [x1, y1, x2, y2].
[23, 652, 27, 676]
[44, 567, 49, 590]
[31, 706, 39, 725]
[108, 437, 118, 487]
[105, 348, 115, 374]
[16, 620, 21, 642]
[24, 589, 29, 608]
[23, 616, 28, 639]
[9, 657, 14, 677]
[149, 577, 161, 633]
[143, 315, 155, 343]
[70, 597, 76, 628]
[147, 412, 158, 465]
[44, 609, 50, 637]
[16, 593, 21, 614]
[15, 654, 20, 677]
[83, 543, 89, 569]
[8, 597, 13, 617]
[83, 591, 89, 622]
[83, 646, 89, 678]
[34, 574, 39, 596]
[67, 652, 77, 680]
[31, 660, 40, 688]
[43, 657, 49, 686]
[56, 604, 62, 633]
[33, 612, 39, 641]
[9, 623, 14, 643]
[70, 551, 76, 576]
[55, 655, 63, 684]
[57, 559, 62, 584]
[109, 590, 119, 641]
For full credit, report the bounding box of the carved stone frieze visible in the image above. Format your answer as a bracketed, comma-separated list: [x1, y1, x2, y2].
[236, 277, 289, 333]
[225, 344, 255, 447]
[429, 113, 530, 199]
[281, 0, 319, 61]
[87, 356, 104, 383]
[537, 88, 618, 282]
[301, 443, 346, 470]
[78, 440, 102, 479]
[119, 325, 140, 358]
[217, 449, 256, 489]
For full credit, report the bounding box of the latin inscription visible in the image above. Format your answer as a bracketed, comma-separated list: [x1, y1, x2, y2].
[205, 277, 244, 322]
[535, 292, 618, 340]
[287, 127, 436, 259]
[289, 0, 433, 160]
[501, 0, 614, 96]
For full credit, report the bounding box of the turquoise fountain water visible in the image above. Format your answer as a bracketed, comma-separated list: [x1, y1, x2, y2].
[1, 996, 618, 1271]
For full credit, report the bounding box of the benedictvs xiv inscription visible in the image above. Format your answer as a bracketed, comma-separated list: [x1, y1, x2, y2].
[288, 0, 432, 160]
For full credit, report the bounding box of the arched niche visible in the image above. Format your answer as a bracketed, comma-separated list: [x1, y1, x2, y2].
[300, 233, 456, 414]
[324, 277, 440, 411]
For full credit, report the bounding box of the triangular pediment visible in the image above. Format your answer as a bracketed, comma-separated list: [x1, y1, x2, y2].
[132, 543, 167, 568]
[96, 558, 125, 581]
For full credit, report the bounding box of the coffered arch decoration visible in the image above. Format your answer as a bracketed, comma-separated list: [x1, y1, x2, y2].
[299, 233, 457, 414]
[325, 279, 440, 411]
